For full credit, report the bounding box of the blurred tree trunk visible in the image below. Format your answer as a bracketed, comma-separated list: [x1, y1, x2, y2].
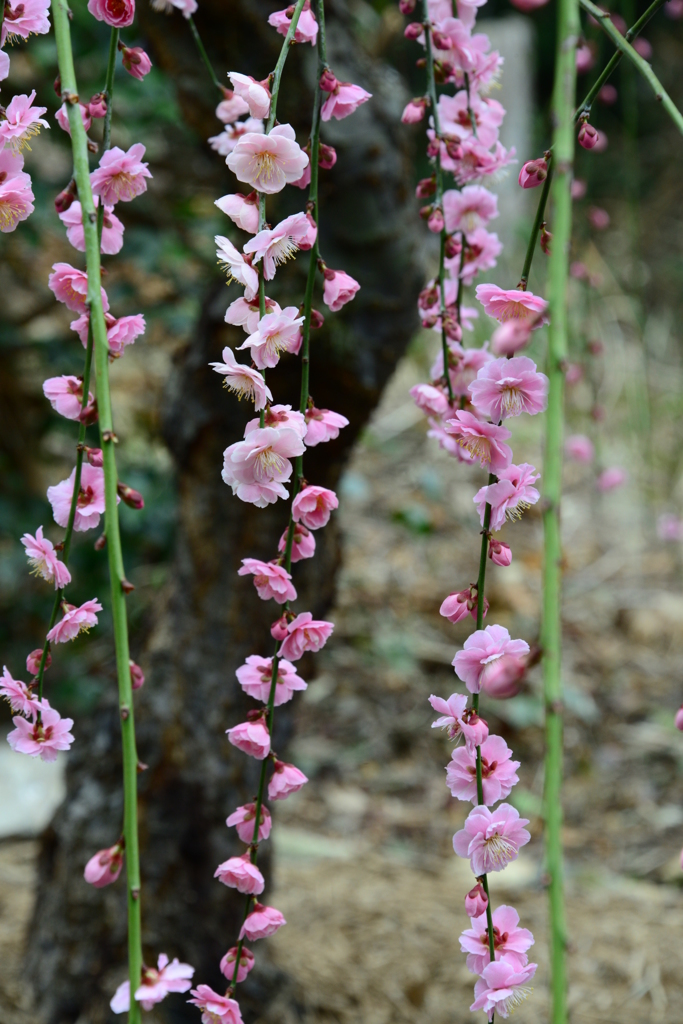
[25, 3, 421, 1022]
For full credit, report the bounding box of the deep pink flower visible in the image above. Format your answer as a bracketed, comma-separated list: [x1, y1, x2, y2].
[55, 101, 92, 137]
[226, 718, 271, 759]
[59, 199, 124, 255]
[453, 803, 531, 875]
[278, 522, 316, 562]
[474, 463, 541, 531]
[0, 90, 49, 152]
[439, 587, 488, 625]
[1, 0, 50, 43]
[445, 411, 512, 473]
[215, 191, 259, 234]
[443, 185, 499, 235]
[292, 486, 338, 530]
[429, 692, 489, 749]
[87, 0, 134, 26]
[210, 347, 272, 411]
[470, 959, 538, 1019]
[446, 734, 520, 805]
[215, 235, 259, 299]
[239, 902, 286, 941]
[7, 699, 74, 761]
[21, 525, 71, 588]
[453, 624, 529, 694]
[278, 612, 334, 661]
[84, 842, 124, 887]
[267, 760, 308, 800]
[476, 283, 548, 326]
[47, 463, 108, 532]
[0, 151, 35, 232]
[243, 213, 312, 279]
[565, 434, 594, 463]
[246, 403, 307, 439]
[222, 427, 305, 506]
[220, 946, 255, 984]
[268, 0, 318, 43]
[465, 882, 488, 919]
[469, 356, 548, 421]
[90, 143, 151, 204]
[236, 655, 306, 706]
[490, 319, 534, 357]
[121, 45, 152, 79]
[42, 376, 91, 422]
[209, 117, 264, 158]
[227, 124, 309, 194]
[214, 853, 265, 894]
[48, 263, 109, 315]
[1, 665, 40, 716]
[112, 954, 195, 1014]
[228, 72, 271, 120]
[461, 904, 534, 975]
[46, 598, 103, 643]
[518, 158, 548, 188]
[321, 81, 371, 121]
[26, 649, 50, 676]
[489, 539, 512, 567]
[304, 406, 349, 445]
[597, 466, 627, 492]
[188, 985, 243, 1024]
[226, 802, 272, 843]
[322, 268, 360, 311]
[238, 308, 304, 370]
[438, 90, 505, 151]
[238, 558, 297, 604]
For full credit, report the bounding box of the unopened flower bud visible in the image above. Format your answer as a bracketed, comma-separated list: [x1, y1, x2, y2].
[398, 0, 416, 12]
[54, 179, 77, 214]
[427, 207, 444, 233]
[401, 96, 429, 124]
[445, 139, 463, 161]
[27, 649, 50, 676]
[121, 45, 152, 80]
[481, 653, 526, 699]
[444, 234, 461, 259]
[318, 143, 337, 169]
[84, 841, 124, 888]
[415, 175, 436, 199]
[53, 75, 62, 97]
[432, 29, 449, 49]
[129, 660, 145, 690]
[82, 445, 103, 467]
[518, 158, 548, 189]
[489, 539, 512, 567]
[419, 203, 433, 221]
[78, 398, 98, 425]
[309, 308, 324, 329]
[319, 68, 338, 92]
[271, 614, 289, 641]
[117, 482, 145, 509]
[442, 313, 462, 342]
[404, 21, 423, 39]
[94, 533, 107, 551]
[540, 222, 552, 255]
[88, 93, 107, 119]
[418, 283, 439, 309]
[578, 121, 599, 150]
[426, 137, 441, 158]
[465, 882, 488, 918]
[675, 705, 683, 731]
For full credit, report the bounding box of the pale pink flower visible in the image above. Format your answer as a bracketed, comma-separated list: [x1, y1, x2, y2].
[59, 199, 124, 255]
[246, 404, 307, 439]
[42, 376, 91, 422]
[292, 486, 338, 530]
[1, 0, 50, 43]
[228, 72, 271, 120]
[453, 624, 530, 694]
[226, 802, 271, 843]
[268, 0, 318, 43]
[410, 383, 450, 418]
[429, 692, 489, 749]
[238, 309, 304, 370]
[0, 155, 35, 232]
[215, 235, 259, 299]
[465, 882, 488, 918]
[1, 666, 40, 716]
[226, 124, 309, 194]
[444, 137, 516, 186]
[210, 347, 272, 411]
[215, 191, 259, 234]
[90, 143, 152, 204]
[445, 411, 512, 473]
[446, 734, 520, 805]
[225, 295, 280, 334]
[21, 525, 71, 588]
[456, 227, 502, 285]
[474, 463, 541, 531]
[222, 427, 305, 506]
[565, 434, 594, 463]
[26, 649, 50, 676]
[658, 515, 683, 543]
[112, 954, 195, 1014]
[236, 655, 306, 706]
[304, 406, 349, 445]
[0, 90, 49, 152]
[321, 81, 372, 121]
[238, 558, 297, 604]
[470, 959, 538, 1019]
[106, 313, 146, 356]
[226, 718, 270, 759]
[401, 97, 428, 123]
[443, 184, 498, 234]
[48, 262, 109, 314]
[168, 0, 197, 17]
[46, 598, 103, 643]
[490, 319, 534, 357]
[461, 904, 534, 975]
[278, 612, 334, 661]
[469, 356, 548, 420]
[121, 45, 152, 80]
[278, 522, 316, 562]
[55, 101, 92, 137]
[268, 760, 308, 800]
[47, 463, 108, 532]
[87, 0, 135, 27]
[243, 213, 312, 279]
[84, 842, 124, 887]
[518, 157, 548, 188]
[430, 17, 480, 71]
[476, 283, 548, 325]
[209, 117, 264, 158]
[7, 699, 74, 761]
[220, 946, 254, 984]
[439, 587, 488, 625]
[188, 986, 242, 1024]
[216, 93, 250, 124]
[438, 91, 505, 149]
[597, 467, 627, 492]
[453, 803, 531, 875]
[214, 853, 265, 894]
[239, 902, 286, 941]
[322, 268, 360, 311]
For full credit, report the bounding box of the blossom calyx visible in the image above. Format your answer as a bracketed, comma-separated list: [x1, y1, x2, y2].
[117, 481, 144, 509]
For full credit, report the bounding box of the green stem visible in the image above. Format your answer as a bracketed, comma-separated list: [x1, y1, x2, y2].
[51, 3, 142, 1022]
[518, 159, 553, 291]
[542, 0, 578, 1018]
[266, 0, 307, 132]
[187, 15, 223, 94]
[579, 0, 683, 135]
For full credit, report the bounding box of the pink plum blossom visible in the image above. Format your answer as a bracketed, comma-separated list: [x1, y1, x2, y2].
[209, 117, 264, 158]
[278, 522, 316, 562]
[438, 90, 505, 149]
[597, 467, 627, 492]
[46, 599, 103, 643]
[214, 853, 265, 894]
[226, 718, 271, 759]
[469, 356, 548, 420]
[410, 383, 450, 418]
[238, 309, 304, 370]
[0, 149, 35, 232]
[84, 842, 124, 887]
[475, 283, 548, 326]
[226, 802, 272, 843]
[215, 191, 259, 234]
[111, 954, 195, 1014]
[446, 734, 520, 805]
[470, 959, 538, 1019]
[47, 463, 108, 532]
[489, 539, 512, 567]
[215, 235, 259, 299]
[427, 419, 475, 462]
[565, 434, 594, 462]
[292, 486, 338, 529]
[7, 699, 74, 761]
[226, 124, 309, 194]
[239, 902, 286, 940]
[220, 946, 254, 984]
[187, 986, 243, 1024]
[321, 81, 371, 121]
[210, 347, 272, 411]
[453, 803, 531, 874]
[0, 90, 49, 153]
[228, 72, 271, 120]
[42, 376, 92, 422]
[474, 463, 541, 531]
[106, 314, 146, 356]
[238, 558, 297, 604]
[429, 692, 488, 750]
[268, 0, 318, 43]
[243, 213, 312, 279]
[222, 426, 305, 506]
[431, 342, 492, 398]
[55, 102, 92, 137]
[444, 411, 512, 473]
[1, 0, 51, 43]
[278, 612, 334, 661]
[460, 904, 534, 975]
[443, 185, 499, 235]
[21, 525, 71, 588]
[236, 655, 306, 706]
[48, 263, 109, 315]
[246, 403, 307, 439]
[465, 882, 488, 919]
[87, 0, 135, 27]
[322, 268, 360, 311]
[225, 295, 280, 334]
[26, 649, 50, 676]
[439, 587, 488, 625]
[1, 666, 40, 716]
[445, 137, 516, 187]
[454, 228, 502, 285]
[268, 760, 308, 800]
[216, 92, 250, 124]
[304, 406, 349, 445]
[90, 143, 152, 204]
[121, 45, 152, 80]
[59, 199, 124, 255]
[453, 624, 530, 694]
[490, 319, 534, 357]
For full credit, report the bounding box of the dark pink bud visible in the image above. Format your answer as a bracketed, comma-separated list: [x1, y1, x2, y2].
[309, 308, 325, 329]
[518, 158, 548, 189]
[319, 68, 338, 92]
[419, 203, 433, 221]
[404, 21, 423, 39]
[432, 29, 449, 49]
[318, 143, 337, 169]
[54, 180, 77, 213]
[130, 660, 145, 690]
[121, 45, 153, 80]
[53, 75, 62, 97]
[418, 284, 439, 309]
[465, 882, 488, 918]
[83, 446, 103, 467]
[94, 533, 107, 551]
[271, 615, 289, 641]
[426, 137, 441, 159]
[415, 175, 436, 199]
[445, 139, 463, 161]
[398, 0, 416, 12]
[79, 398, 99, 426]
[675, 706, 683, 731]
[427, 207, 444, 233]
[27, 649, 50, 676]
[84, 841, 124, 888]
[540, 222, 552, 255]
[444, 234, 461, 259]
[88, 93, 107, 119]
[442, 313, 462, 343]
[578, 122, 599, 150]
[489, 539, 512, 567]
[117, 482, 144, 509]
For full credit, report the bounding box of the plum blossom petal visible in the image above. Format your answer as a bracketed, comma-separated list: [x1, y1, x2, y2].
[469, 356, 548, 420]
[210, 347, 272, 411]
[228, 72, 271, 120]
[7, 699, 74, 761]
[238, 558, 297, 604]
[236, 655, 306, 706]
[446, 734, 520, 805]
[444, 411, 512, 473]
[452, 624, 530, 694]
[278, 612, 334, 661]
[187, 985, 243, 1024]
[90, 143, 152, 205]
[226, 802, 272, 843]
[453, 803, 531, 875]
[46, 599, 103, 643]
[0, 90, 49, 153]
[215, 235, 259, 299]
[47, 464, 109, 532]
[474, 463, 541, 532]
[470, 959, 538, 1019]
[475, 283, 548, 326]
[460, 904, 534, 975]
[226, 124, 309, 194]
[1, 666, 41, 716]
[21, 524, 71, 588]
